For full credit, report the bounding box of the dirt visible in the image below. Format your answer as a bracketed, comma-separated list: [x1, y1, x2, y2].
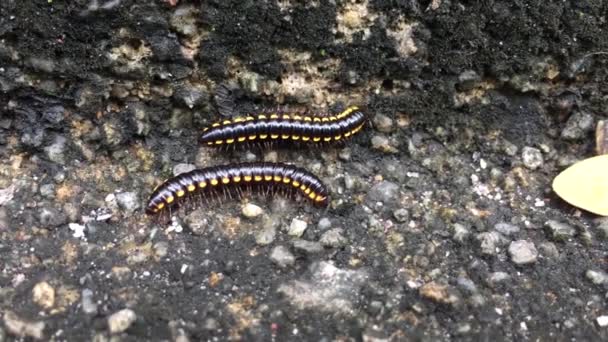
[1, 0, 608, 341]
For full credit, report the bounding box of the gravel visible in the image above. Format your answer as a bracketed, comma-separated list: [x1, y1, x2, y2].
[116, 192, 141, 214]
[242, 203, 264, 218]
[561, 111, 594, 140]
[366, 181, 400, 204]
[508, 240, 539, 265]
[494, 222, 520, 236]
[287, 218, 308, 237]
[545, 220, 576, 241]
[108, 309, 137, 334]
[319, 228, 348, 248]
[292, 239, 324, 254]
[521, 147, 544, 170]
[269, 245, 295, 268]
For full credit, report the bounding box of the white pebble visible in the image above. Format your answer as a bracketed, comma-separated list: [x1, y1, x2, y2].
[242, 203, 264, 218]
[288, 218, 308, 237]
[597, 315, 608, 327]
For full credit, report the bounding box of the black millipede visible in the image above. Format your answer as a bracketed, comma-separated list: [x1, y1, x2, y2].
[199, 105, 366, 148]
[145, 162, 329, 217]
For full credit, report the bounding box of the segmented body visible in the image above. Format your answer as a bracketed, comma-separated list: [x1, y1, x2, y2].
[145, 162, 329, 216]
[199, 106, 366, 147]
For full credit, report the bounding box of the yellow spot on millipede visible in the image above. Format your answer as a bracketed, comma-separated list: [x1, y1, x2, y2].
[292, 135, 300, 140]
[222, 120, 232, 125]
[292, 181, 300, 187]
[222, 178, 230, 184]
[282, 114, 291, 120]
[211, 179, 219, 186]
[244, 176, 253, 182]
[157, 203, 165, 210]
[187, 184, 196, 192]
[293, 115, 302, 120]
[299, 185, 307, 191]
[313, 137, 321, 142]
[233, 176, 242, 182]
[334, 135, 342, 140]
[207, 142, 214, 146]
[302, 136, 310, 141]
[238, 136, 246, 142]
[166, 196, 175, 204]
[246, 116, 255, 121]
[304, 117, 312, 122]
[315, 196, 326, 202]
[212, 123, 221, 127]
[264, 175, 273, 181]
[323, 137, 332, 142]
[271, 134, 279, 139]
[274, 175, 282, 182]
[226, 139, 235, 144]
[281, 134, 290, 139]
[321, 117, 329, 122]
[258, 114, 267, 119]
[215, 140, 224, 145]
[308, 192, 316, 199]
[248, 135, 257, 140]
[283, 177, 291, 184]
[313, 117, 321, 122]
[234, 117, 246, 123]
[260, 134, 268, 139]
[270, 114, 279, 119]
[254, 175, 263, 182]
[304, 188, 312, 195]
[199, 182, 207, 188]
[176, 190, 185, 197]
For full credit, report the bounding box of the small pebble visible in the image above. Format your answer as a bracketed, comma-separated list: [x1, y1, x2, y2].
[38, 207, 67, 228]
[494, 222, 520, 236]
[373, 114, 394, 133]
[292, 239, 324, 254]
[367, 181, 400, 205]
[452, 223, 470, 243]
[81, 289, 98, 315]
[242, 203, 264, 218]
[371, 135, 397, 153]
[488, 272, 510, 284]
[508, 240, 538, 265]
[3, 311, 45, 340]
[183, 210, 209, 235]
[597, 315, 608, 327]
[116, 192, 140, 214]
[255, 222, 277, 246]
[545, 220, 576, 241]
[476, 231, 507, 255]
[269, 246, 295, 268]
[44, 135, 67, 164]
[32, 281, 55, 309]
[393, 208, 409, 223]
[419, 281, 460, 305]
[586, 270, 608, 285]
[319, 228, 348, 248]
[521, 147, 543, 170]
[173, 163, 196, 176]
[318, 217, 332, 230]
[538, 242, 559, 258]
[108, 309, 137, 334]
[287, 218, 308, 237]
[561, 111, 594, 141]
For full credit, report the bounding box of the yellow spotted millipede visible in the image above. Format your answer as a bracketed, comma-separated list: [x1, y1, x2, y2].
[145, 162, 329, 217]
[199, 105, 367, 147]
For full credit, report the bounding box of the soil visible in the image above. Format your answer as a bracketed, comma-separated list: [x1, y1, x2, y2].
[1, 0, 608, 341]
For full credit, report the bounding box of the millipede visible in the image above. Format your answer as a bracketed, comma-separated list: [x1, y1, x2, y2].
[199, 105, 367, 148]
[145, 162, 329, 218]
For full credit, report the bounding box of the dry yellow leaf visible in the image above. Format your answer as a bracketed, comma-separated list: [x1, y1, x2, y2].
[552, 155, 608, 216]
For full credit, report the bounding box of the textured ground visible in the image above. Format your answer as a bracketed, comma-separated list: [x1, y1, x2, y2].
[1, 0, 608, 341]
